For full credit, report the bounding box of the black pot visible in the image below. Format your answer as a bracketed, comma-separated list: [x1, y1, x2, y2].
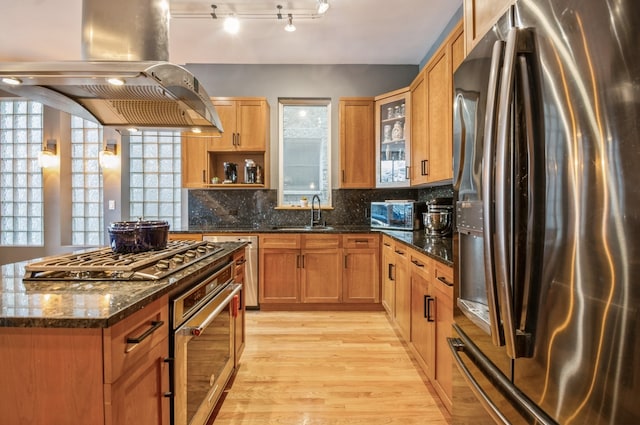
[108, 220, 170, 253]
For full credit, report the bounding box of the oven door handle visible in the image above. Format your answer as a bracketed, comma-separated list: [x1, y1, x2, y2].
[182, 284, 241, 337]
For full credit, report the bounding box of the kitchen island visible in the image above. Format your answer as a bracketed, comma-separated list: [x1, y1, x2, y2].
[0, 241, 247, 425]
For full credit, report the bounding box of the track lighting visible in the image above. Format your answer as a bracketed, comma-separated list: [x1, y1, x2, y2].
[224, 15, 240, 34]
[316, 0, 329, 14]
[285, 14, 296, 32]
[198, 2, 329, 32]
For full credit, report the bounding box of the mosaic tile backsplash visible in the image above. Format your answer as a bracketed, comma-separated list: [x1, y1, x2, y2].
[188, 185, 453, 229]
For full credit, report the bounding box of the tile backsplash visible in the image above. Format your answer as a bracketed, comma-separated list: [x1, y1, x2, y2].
[188, 185, 453, 229]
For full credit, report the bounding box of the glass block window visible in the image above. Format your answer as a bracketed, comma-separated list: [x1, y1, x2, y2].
[129, 131, 181, 229]
[0, 100, 43, 246]
[70, 116, 104, 246]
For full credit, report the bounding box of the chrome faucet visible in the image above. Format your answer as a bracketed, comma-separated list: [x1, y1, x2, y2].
[310, 194, 322, 227]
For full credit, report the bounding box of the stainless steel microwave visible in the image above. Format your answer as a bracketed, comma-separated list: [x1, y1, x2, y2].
[370, 201, 427, 230]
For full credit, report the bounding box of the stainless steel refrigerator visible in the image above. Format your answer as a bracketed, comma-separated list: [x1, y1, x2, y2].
[450, 0, 640, 423]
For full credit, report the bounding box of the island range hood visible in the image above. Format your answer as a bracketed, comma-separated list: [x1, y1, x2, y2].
[0, 0, 222, 133]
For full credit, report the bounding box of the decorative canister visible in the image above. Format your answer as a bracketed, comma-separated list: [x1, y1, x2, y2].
[395, 105, 401, 117]
[383, 124, 392, 142]
[392, 121, 403, 141]
[387, 107, 394, 120]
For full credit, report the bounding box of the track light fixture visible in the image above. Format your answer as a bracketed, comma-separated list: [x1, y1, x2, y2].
[317, 0, 329, 14]
[189, 2, 329, 33]
[285, 14, 296, 32]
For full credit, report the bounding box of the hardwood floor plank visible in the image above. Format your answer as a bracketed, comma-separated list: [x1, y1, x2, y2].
[210, 311, 450, 425]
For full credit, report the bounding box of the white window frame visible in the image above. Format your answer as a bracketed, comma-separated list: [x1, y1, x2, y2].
[278, 98, 332, 207]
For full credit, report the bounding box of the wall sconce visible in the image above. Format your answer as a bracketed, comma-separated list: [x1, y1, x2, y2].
[38, 139, 59, 169]
[99, 140, 120, 169]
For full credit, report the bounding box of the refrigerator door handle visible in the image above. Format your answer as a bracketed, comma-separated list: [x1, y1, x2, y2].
[495, 27, 519, 359]
[449, 324, 557, 425]
[482, 39, 506, 347]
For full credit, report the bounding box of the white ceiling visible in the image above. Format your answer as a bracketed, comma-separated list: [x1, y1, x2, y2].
[0, 0, 462, 65]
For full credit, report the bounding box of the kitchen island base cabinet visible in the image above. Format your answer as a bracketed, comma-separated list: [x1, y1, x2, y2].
[0, 295, 170, 425]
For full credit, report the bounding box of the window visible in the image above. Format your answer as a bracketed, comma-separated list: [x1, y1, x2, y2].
[278, 99, 331, 206]
[129, 131, 181, 228]
[0, 100, 43, 246]
[70, 116, 104, 246]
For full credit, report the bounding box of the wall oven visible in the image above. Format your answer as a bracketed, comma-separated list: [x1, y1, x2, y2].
[171, 261, 241, 425]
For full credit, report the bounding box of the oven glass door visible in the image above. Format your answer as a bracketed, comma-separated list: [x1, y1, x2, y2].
[174, 284, 239, 425]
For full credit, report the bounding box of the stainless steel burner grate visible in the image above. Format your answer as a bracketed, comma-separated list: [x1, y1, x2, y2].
[23, 240, 224, 281]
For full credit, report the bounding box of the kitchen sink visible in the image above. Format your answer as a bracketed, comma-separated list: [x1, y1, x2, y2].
[271, 225, 334, 232]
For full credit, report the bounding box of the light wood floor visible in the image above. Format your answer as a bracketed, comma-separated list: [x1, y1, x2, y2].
[209, 310, 451, 425]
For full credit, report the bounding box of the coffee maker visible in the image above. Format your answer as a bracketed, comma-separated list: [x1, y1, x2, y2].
[244, 159, 257, 184]
[223, 162, 238, 183]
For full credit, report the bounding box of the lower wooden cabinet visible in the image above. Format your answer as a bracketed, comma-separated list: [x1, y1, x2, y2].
[381, 236, 396, 315]
[259, 233, 381, 309]
[343, 234, 380, 303]
[0, 296, 170, 425]
[382, 238, 454, 415]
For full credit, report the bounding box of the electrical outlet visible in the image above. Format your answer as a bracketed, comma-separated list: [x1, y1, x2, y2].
[108, 200, 116, 210]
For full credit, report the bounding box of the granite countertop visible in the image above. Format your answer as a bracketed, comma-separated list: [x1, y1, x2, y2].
[173, 226, 453, 267]
[0, 242, 246, 329]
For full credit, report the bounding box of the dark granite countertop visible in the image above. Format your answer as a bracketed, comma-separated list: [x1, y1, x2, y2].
[171, 226, 453, 267]
[0, 242, 246, 328]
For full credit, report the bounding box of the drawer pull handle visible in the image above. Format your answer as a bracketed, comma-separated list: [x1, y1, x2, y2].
[411, 259, 424, 268]
[125, 320, 164, 352]
[437, 276, 454, 287]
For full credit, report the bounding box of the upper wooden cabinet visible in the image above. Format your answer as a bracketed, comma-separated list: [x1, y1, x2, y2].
[464, 0, 514, 53]
[375, 88, 411, 188]
[339, 98, 375, 188]
[211, 98, 269, 152]
[181, 97, 270, 189]
[410, 20, 463, 186]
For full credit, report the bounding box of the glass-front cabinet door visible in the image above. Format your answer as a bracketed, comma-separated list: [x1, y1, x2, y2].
[375, 88, 410, 187]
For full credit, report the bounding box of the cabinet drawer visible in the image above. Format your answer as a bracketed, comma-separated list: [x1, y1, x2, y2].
[302, 234, 341, 249]
[259, 234, 300, 249]
[409, 251, 433, 280]
[434, 263, 454, 291]
[343, 234, 379, 249]
[103, 295, 169, 383]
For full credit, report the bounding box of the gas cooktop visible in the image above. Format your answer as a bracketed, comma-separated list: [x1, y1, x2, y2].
[23, 240, 224, 281]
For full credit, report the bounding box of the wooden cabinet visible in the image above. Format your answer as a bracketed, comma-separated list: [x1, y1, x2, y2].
[410, 71, 427, 185]
[409, 251, 436, 380]
[211, 98, 269, 152]
[432, 262, 454, 411]
[375, 88, 411, 187]
[259, 234, 343, 304]
[410, 21, 463, 186]
[407, 248, 454, 414]
[259, 234, 300, 303]
[259, 233, 382, 309]
[300, 233, 342, 303]
[342, 234, 380, 303]
[339, 98, 375, 188]
[181, 97, 270, 188]
[464, 0, 513, 53]
[181, 133, 211, 188]
[393, 243, 411, 341]
[381, 235, 396, 315]
[232, 248, 246, 365]
[0, 296, 170, 425]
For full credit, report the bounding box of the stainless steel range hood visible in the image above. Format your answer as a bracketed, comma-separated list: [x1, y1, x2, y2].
[0, 0, 222, 133]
